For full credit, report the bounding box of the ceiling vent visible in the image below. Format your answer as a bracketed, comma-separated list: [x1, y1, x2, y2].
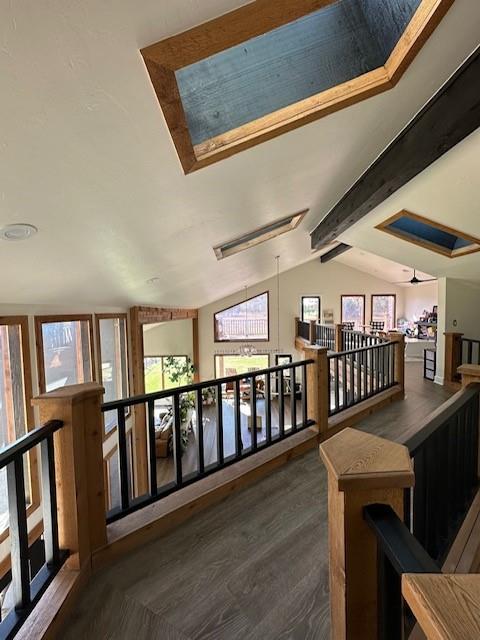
[213, 210, 308, 260]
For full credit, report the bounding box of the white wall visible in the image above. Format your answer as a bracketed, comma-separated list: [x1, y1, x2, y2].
[143, 319, 194, 359]
[436, 278, 480, 385]
[403, 282, 438, 322]
[198, 258, 406, 380]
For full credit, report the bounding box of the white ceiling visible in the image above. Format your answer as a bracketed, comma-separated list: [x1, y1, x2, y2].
[339, 127, 480, 282]
[1, 0, 479, 308]
[336, 249, 435, 286]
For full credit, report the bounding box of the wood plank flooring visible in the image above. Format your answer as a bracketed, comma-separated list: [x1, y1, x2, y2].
[64, 363, 452, 639]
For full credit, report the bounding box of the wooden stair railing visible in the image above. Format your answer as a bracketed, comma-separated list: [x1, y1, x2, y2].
[321, 383, 480, 639]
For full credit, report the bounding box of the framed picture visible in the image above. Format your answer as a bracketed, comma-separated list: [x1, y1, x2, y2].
[275, 354, 292, 366]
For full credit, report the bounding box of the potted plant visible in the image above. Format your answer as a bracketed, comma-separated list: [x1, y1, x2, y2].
[162, 357, 196, 453]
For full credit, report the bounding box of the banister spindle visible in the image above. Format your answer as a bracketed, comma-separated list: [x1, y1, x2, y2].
[40, 434, 60, 567]
[7, 456, 30, 610]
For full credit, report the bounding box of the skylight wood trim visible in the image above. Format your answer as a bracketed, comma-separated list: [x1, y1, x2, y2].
[386, 0, 455, 84]
[141, 0, 454, 174]
[376, 210, 480, 259]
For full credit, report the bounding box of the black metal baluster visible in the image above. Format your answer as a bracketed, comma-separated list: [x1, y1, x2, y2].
[342, 356, 347, 408]
[290, 366, 297, 432]
[216, 384, 224, 465]
[266, 373, 272, 442]
[40, 434, 59, 567]
[334, 357, 340, 411]
[172, 394, 183, 487]
[376, 347, 380, 392]
[357, 349, 362, 403]
[234, 379, 242, 456]
[195, 389, 205, 474]
[349, 353, 355, 406]
[468, 340, 473, 364]
[147, 400, 157, 497]
[302, 363, 308, 425]
[117, 407, 129, 510]
[377, 550, 403, 640]
[251, 377, 258, 451]
[412, 450, 426, 549]
[7, 457, 30, 609]
[279, 369, 285, 438]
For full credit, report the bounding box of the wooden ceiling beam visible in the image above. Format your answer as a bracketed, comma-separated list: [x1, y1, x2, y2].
[310, 46, 480, 250]
[320, 243, 352, 263]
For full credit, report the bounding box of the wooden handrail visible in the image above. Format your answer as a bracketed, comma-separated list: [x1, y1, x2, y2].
[403, 574, 480, 640]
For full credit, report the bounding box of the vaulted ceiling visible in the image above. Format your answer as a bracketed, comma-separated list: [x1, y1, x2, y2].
[1, 0, 479, 308]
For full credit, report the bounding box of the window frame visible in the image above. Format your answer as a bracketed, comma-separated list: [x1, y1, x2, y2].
[34, 314, 96, 394]
[213, 291, 270, 343]
[95, 313, 131, 436]
[301, 296, 321, 323]
[143, 354, 190, 393]
[0, 316, 39, 542]
[371, 294, 397, 331]
[340, 295, 366, 330]
[214, 353, 271, 378]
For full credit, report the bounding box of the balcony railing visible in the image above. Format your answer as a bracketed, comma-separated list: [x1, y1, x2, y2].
[102, 359, 315, 523]
[0, 419, 67, 638]
[328, 341, 396, 416]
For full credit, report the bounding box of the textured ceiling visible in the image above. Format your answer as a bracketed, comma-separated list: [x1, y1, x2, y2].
[0, 0, 478, 307]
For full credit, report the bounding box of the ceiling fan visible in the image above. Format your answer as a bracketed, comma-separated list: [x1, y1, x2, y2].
[396, 269, 437, 285]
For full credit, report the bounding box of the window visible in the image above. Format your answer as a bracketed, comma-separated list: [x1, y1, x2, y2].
[0, 317, 37, 533]
[144, 356, 189, 394]
[96, 315, 129, 434]
[341, 295, 365, 330]
[376, 210, 480, 259]
[371, 295, 397, 331]
[214, 354, 270, 378]
[301, 296, 321, 322]
[35, 315, 94, 392]
[214, 292, 269, 342]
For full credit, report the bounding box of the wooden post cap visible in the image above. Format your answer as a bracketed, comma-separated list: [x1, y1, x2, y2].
[458, 364, 480, 378]
[320, 427, 414, 491]
[403, 574, 480, 640]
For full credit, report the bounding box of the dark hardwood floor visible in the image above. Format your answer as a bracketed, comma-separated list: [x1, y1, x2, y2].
[64, 363, 452, 639]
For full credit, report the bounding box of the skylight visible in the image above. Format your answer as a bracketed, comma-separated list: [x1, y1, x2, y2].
[141, 0, 452, 172]
[213, 210, 307, 260]
[377, 211, 480, 259]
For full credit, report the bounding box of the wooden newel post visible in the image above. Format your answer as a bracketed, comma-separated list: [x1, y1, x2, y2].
[32, 383, 107, 572]
[388, 331, 405, 395]
[320, 428, 414, 639]
[303, 346, 329, 435]
[309, 320, 317, 345]
[335, 324, 344, 352]
[444, 332, 464, 384]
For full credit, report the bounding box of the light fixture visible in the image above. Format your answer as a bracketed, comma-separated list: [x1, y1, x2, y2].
[0, 223, 38, 241]
[274, 255, 282, 354]
[147, 277, 160, 285]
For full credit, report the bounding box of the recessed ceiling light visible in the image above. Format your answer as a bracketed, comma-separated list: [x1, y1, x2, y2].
[147, 277, 160, 285]
[0, 223, 38, 241]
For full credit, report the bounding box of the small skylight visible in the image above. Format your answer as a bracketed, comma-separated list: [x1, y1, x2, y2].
[213, 210, 307, 260]
[376, 211, 480, 259]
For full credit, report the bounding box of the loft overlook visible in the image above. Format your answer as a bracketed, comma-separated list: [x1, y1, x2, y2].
[0, 1, 479, 639]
